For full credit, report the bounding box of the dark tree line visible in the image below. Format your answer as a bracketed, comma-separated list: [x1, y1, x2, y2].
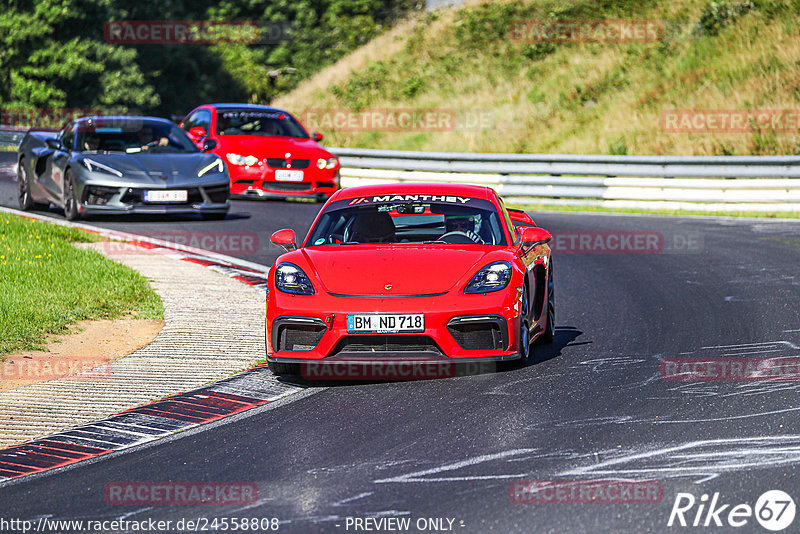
[0, 0, 416, 119]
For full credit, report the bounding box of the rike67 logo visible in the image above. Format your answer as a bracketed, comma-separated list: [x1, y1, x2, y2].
[668, 490, 796, 531]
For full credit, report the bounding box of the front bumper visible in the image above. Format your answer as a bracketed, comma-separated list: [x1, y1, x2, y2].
[76, 179, 230, 216]
[229, 166, 339, 198]
[266, 291, 523, 364]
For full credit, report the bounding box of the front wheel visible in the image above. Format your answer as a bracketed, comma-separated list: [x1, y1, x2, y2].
[537, 261, 555, 345]
[517, 317, 530, 365]
[500, 285, 531, 371]
[63, 169, 80, 221]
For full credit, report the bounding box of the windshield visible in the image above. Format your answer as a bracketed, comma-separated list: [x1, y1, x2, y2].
[306, 197, 507, 246]
[76, 119, 198, 154]
[216, 109, 309, 138]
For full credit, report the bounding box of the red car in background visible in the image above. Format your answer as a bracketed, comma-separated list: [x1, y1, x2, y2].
[265, 183, 555, 378]
[180, 103, 339, 201]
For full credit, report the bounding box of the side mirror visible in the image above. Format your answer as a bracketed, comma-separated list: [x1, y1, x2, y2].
[519, 226, 552, 248]
[312, 132, 323, 142]
[202, 138, 217, 152]
[188, 126, 207, 138]
[45, 138, 62, 150]
[270, 228, 297, 252]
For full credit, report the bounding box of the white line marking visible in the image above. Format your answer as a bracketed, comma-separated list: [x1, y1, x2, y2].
[332, 492, 374, 507]
[561, 435, 800, 481]
[694, 474, 719, 484]
[117, 508, 153, 520]
[373, 449, 536, 484]
[722, 349, 786, 356]
[702, 341, 799, 350]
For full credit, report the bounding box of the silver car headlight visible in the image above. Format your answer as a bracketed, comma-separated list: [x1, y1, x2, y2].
[197, 159, 224, 177]
[82, 158, 123, 177]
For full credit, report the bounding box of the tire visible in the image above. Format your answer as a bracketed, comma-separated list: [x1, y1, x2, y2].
[17, 159, 47, 211]
[201, 211, 228, 221]
[267, 360, 300, 376]
[500, 284, 530, 371]
[517, 282, 531, 364]
[63, 168, 80, 221]
[17, 159, 34, 211]
[537, 261, 555, 345]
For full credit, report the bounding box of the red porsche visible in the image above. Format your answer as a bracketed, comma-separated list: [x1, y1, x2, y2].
[265, 183, 555, 378]
[180, 103, 339, 200]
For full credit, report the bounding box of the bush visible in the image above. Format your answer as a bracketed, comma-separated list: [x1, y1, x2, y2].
[694, 1, 754, 36]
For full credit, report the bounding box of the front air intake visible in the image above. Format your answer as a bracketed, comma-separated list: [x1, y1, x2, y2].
[447, 316, 508, 350]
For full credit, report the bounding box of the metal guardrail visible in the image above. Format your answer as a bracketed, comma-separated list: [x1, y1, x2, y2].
[0, 128, 24, 149]
[2, 127, 797, 211]
[331, 147, 800, 212]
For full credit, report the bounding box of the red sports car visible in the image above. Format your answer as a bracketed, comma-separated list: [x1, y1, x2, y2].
[265, 183, 555, 378]
[180, 103, 339, 200]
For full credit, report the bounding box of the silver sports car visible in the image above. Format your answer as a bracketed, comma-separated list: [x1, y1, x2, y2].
[17, 116, 230, 220]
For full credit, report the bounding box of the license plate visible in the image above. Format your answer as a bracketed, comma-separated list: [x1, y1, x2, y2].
[347, 313, 424, 334]
[275, 170, 304, 182]
[144, 190, 187, 202]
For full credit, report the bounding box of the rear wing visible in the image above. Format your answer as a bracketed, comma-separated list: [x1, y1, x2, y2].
[507, 208, 536, 227]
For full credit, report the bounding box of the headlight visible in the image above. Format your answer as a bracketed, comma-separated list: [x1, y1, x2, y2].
[226, 153, 258, 166]
[82, 158, 123, 177]
[197, 159, 224, 177]
[275, 263, 315, 295]
[316, 157, 338, 170]
[464, 261, 512, 294]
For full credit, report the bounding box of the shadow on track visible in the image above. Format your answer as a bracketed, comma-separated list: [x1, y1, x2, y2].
[528, 325, 585, 366]
[271, 326, 586, 387]
[21, 206, 251, 223]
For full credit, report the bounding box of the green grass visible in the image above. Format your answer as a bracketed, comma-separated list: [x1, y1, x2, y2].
[0, 214, 163, 357]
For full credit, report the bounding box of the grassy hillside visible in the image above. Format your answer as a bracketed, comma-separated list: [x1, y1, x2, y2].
[275, 0, 800, 155]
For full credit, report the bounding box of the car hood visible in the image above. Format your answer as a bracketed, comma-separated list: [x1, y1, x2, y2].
[216, 136, 330, 159]
[298, 246, 497, 295]
[79, 152, 222, 185]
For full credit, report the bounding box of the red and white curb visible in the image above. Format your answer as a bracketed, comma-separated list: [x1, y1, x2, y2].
[0, 369, 299, 481]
